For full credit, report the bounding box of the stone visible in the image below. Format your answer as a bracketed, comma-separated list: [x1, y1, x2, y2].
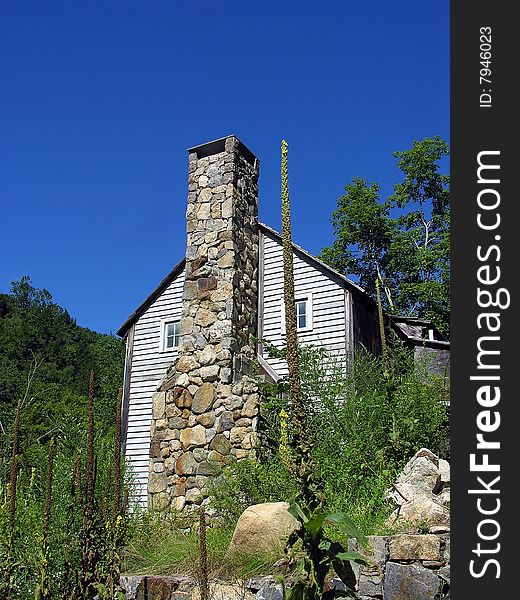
[217, 251, 234, 268]
[197, 412, 216, 428]
[175, 452, 199, 476]
[168, 417, 187, 430]
[155, 418, 168, 431]
[386, 449, 450, 528]
[383, 562, 439, 600]
[173, 495, 186, 512]
[210, 434, 232, 455]
[197, 276, 217, 292]
[199, 344, 217, 366]
[197, 461, 221, 475]
[185, 487, 203, 504]
[390, 497, 450, 528]
[220, 367, 233, 383]
[387, 449, 441, 505]
[165, 403, 182, 418]
[149, 491, 170, 512]
[349, 535, 388, 569]
[211, 282, 234, 302]
[180, 425, 207, 450]
[120, 576, 142, 599]
[230, 426, 248, 444]
[216, 411, 234, 433]
[256, 585, 283, 600]
[195, 308, 218, 327]
[242, 397, 258, 418]
[358, 573, 383, 597]
[151, 392, 166, 419]
[148, 470, 167, 493]
[200, 364, 220, 381]
[192, 383, 215, 413]
[179, 317, 194, 336]
[173, 387, 192, 409]
[149, 440, 161, 458]
[209, 320, 232, 342]
[135, 576, 179, 600]
[176, 355, 199, 373]
[227, 502, 300, 557]
[438, 459, 450, 484]
[389, 534, 441, 561]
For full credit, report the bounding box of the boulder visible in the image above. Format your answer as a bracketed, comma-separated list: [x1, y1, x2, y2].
[227, 502, 299, 557]
[386, 449, 450, 528]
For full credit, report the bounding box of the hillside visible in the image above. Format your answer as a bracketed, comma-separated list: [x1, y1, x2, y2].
[0, 276, 125, 466]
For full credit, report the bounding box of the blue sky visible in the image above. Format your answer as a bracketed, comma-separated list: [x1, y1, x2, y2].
[0, 0, 449, 334]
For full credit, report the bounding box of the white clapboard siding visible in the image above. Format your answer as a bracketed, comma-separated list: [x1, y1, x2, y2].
[125, 269, 185, 506]
[261, 230, 348, 377]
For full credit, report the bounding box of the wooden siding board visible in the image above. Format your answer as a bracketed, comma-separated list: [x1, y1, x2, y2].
[261, 232, 347, 377]
[124, 268, 185, 506]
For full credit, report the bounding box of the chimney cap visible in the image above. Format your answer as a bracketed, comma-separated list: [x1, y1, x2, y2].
[187, 135, 257, 165]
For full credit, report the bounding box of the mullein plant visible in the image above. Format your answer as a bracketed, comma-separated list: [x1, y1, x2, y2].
[97, 388, 127, 600]
[35, 439, 56, 600]
[61, 453, 83, 599]
[279, 140, 369, 600]
[0, 398, 22, 600]
[78, 370, 105, 598]
[198, 508, 210, 600]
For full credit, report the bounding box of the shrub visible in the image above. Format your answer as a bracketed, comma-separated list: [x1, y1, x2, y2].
[208, 342, 449, 534]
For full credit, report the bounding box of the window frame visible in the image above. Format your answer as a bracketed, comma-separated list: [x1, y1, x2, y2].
[160, 318, 181, 352]
[280, 293, 313, 333]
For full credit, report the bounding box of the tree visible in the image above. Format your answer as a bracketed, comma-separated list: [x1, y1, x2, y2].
[320, 137, 450, 336]
[0, 276, 125, 464]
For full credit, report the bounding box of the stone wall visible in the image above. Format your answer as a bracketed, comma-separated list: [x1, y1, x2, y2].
[148, 136, 261, 512]
[120, 532, 451, 600]
[349, 532, 450, 600]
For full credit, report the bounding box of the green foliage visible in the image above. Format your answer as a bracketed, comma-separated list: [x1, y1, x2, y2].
[320, 137, 450, 335]
[124, 511, 278, 579]
[283, 502, 369, 599]
[0, 277, 129, 599]
[210, 343, 449, 535]
[0, 276, 125, 470]
[0, 432, 131, 599]
[208, 457, 298, 523]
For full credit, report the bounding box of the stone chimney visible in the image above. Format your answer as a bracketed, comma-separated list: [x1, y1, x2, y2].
[148, 136, 261, 511]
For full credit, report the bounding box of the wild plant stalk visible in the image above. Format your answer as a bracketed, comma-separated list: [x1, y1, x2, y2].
[104, 388, 126, 600]
[281, 139, 321, 510]
[36, 439, 56, 600]
[112, 388, 122, 526]
[62, 453, 82, 598]
[375, 276, 389, 371]
[198, 508, 209, 600]
[79, 369, 101, 598]
[280, 141, 367, 600]
[0, 398, 21, 600]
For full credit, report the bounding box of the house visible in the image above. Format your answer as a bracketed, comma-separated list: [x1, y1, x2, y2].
[117, 135, 449, 509]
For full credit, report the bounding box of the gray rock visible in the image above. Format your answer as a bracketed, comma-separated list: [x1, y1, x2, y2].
[384, 562, 439, 600]
[256, 585, 283, 600]
[359, 573, 383, 596]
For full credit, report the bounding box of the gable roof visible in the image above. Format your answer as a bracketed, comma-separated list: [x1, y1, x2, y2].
[116, 258, 185, 337]
[116, 222, 375, 338]
[116, 222, 446, 346]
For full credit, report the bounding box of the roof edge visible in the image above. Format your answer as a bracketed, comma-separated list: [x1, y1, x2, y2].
[116, 258, 186, 338]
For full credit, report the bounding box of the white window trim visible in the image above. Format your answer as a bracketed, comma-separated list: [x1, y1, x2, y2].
[280, 293, 313, 333]
[159, 318, 181, 352]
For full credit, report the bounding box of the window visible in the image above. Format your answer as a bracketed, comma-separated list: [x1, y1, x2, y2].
[281, 293, 313, 333]
[295, 300, 307, 330]
[162, 320, 180, 350]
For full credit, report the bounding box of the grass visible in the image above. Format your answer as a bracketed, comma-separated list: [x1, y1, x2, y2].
[123, 512, 282, 581]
